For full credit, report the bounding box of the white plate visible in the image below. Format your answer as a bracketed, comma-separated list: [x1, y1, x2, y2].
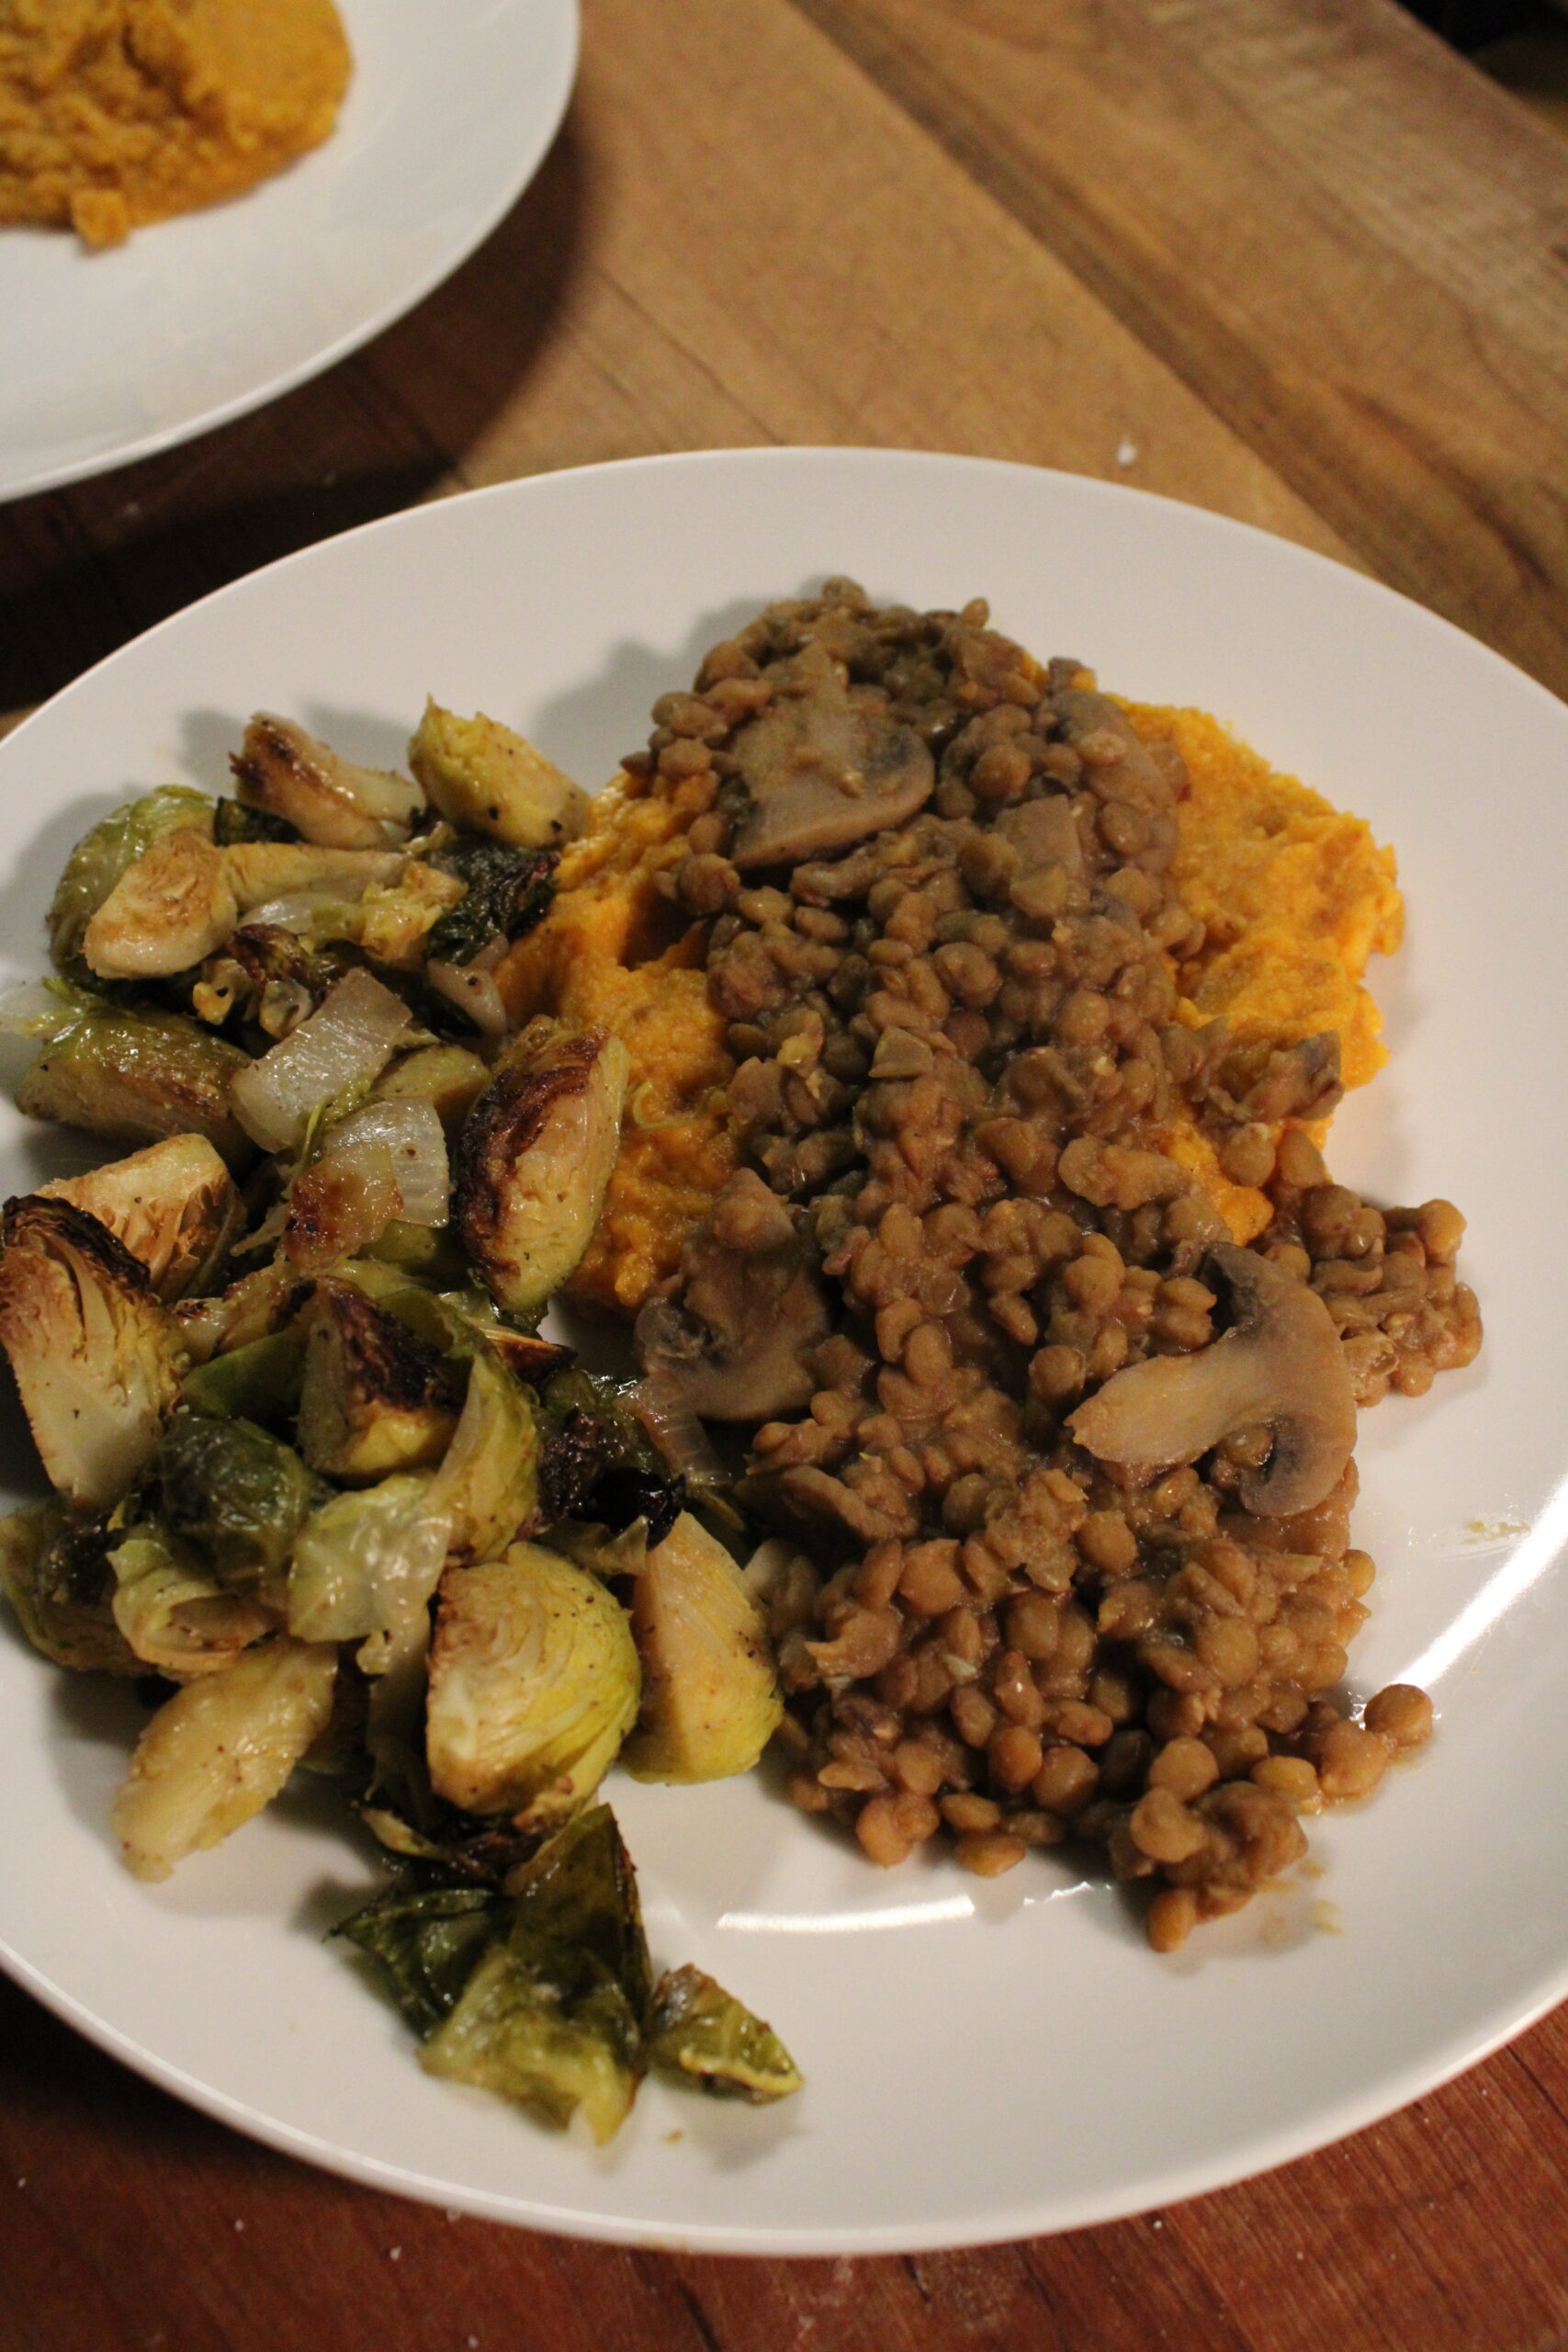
[1, 449, 1565, 2255]
[0, 0, 579, 504]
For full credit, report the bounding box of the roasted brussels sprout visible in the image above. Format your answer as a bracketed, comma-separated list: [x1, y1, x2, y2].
[536, 1366, 683, 1544]
[425, 841, 557, 968]
[454, 1019, 629, 1320]
[111, 1634, 338, 1881]
[156, 1410, 319, 1592]
[286, 1472, 451, 1653]
[179, 1329, 306, 1423]
[17, 1001, 255, 1170]
[297, 1279, 461, 1483]
[332, 1882, 502, 2036]
[40, 1134, 242, 1302]
[622, 1512, 783, 1785]
[420, 1805, 649, 2143]
[409, 703, 590, 850]
[0, 1196, 186, 1512]
[427, 1345, 540, 1565]
[83, 825, 238, 981]
[645, 1965, 803, 2102]
[48, 786, 214, 978]
[109, 1523, 278, 1679]
[231, 714, 425, 850]
[424, 1544, 640, 1827]
[0, 1504, 141, 1676]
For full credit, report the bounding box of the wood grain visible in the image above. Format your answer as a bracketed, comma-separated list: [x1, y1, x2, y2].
[3, 0, 1568, 2344]
[792, 0, 1568, 695]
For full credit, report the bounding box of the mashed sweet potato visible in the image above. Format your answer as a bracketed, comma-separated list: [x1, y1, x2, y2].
[503, 694, 1402, 1315]
[1125, 701, 1402, 1243]
[0, 0, 350, 249]
[499, 769, 740, 1317]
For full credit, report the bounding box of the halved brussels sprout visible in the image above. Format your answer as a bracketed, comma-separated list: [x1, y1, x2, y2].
[409, 703, 590, 850]
[622, 1512, 783, 1785]
[17, 1001, 255, 1170]
[453, 1018, 628, 1321]
[645, 1965, 803, 2102]
[48, 786, 215, 978]
[109, 1524, 278, 1678]
[427, 1345, 539, 1566]
[83, 826, 237, 980]
[424, 1544, 640, 1827]
[0, 1196, 186, 1513]
[420, 1806, 649, 2143]
[111, 1634, 338, 1881]
[156, 1410, 319, 1593]
[297, 1278, 461, 1484]
[41, 1134, 242, 1302]
[0, 1504, 141, 1676]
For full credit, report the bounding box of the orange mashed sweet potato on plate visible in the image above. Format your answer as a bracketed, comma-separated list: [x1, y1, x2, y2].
[502, 706, 1402, 1315]
[0, 0, 350, 249]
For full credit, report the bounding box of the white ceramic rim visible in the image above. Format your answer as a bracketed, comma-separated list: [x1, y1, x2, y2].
[0, 447, 1564, 2252]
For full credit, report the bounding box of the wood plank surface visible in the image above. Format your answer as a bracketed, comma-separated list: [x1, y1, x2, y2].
[4, 0, 1568, 2346]
[793, 0, 1568, 694]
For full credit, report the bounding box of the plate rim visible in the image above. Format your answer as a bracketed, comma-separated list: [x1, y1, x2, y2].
[2, 444, 1566, 2253]
[0, 0, 581, 506]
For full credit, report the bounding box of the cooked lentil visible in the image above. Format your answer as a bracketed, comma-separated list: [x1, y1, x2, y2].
[627, 582, 1479, 1948]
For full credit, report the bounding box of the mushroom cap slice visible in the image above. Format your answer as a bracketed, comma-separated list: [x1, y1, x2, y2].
[1067, 1242, 1356, 1517]
[634, 1169, 829, 1424]
[728, 643, 934, 870]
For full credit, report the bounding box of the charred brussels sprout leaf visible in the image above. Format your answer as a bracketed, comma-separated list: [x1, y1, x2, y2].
[426, 841, 557, 967]
[157, 1410, 319, 1591]
[421, 1806, 651, 2143]
[645, 1965, 803, 2102]
[332, 1881, 502, 2037]
[212, 797, 299, 848]
[536, 1368, 683, 1541]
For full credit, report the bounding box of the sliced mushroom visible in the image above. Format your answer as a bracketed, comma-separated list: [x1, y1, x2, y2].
[728, 641, 934, 870]
[231, 715, 425, 850]
[1066, 1242, 1356, 1516]
[995, 792, 1084, 880]
[83, 829, 239, 979]
[635, 1170, 829, 1423]
[1052, 688, 1175, 813]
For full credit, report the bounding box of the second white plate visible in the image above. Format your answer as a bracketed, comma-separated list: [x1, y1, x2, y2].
[0, 0, 579, 503]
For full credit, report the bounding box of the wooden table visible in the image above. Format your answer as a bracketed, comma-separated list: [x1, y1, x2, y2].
[4, 2, 1568, 2346]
